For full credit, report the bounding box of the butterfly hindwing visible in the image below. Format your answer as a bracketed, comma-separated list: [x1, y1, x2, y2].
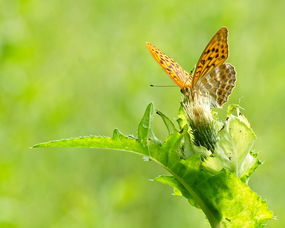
[146, 42, 192, 88]
[196, 63, 236, 107]
[192, 27, 228, 86]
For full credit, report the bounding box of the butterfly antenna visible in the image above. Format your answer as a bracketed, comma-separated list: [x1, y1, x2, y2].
[150, 84, 176, 88]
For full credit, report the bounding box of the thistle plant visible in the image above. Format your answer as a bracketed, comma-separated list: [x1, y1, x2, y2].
[33, 28, 273, 227]
[33, 103, 272, 227]
[182, 90, 218, 152]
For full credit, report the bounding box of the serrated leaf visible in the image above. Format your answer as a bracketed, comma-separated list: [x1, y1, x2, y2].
[216, 114, 256, 176]
[240, 151, 262, 183]
[170, 156, 273, 227]
[215, 172, 273, 227]
[33, 129, 146, 155]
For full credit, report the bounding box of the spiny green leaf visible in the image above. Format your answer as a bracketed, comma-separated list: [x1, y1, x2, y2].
[216, 113, 256, 176]
[170, 156, 273, 227]
[240, 151, 262, 183]
[215, 171, 273, 227]
[33, 129, 146, 155]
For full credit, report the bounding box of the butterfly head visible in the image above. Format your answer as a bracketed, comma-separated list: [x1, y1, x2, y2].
[180, 87, 192, 97]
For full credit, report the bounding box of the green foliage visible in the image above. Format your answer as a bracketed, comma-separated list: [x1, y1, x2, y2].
[33, 103, 273, 228]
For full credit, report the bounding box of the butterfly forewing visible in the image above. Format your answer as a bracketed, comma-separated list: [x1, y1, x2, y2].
[196, 63, 236, 107]
[146, 42, 192, 88]
[192, 27, 228, 86]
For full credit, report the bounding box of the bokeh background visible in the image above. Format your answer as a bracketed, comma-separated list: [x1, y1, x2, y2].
[0, 0, 284, 227]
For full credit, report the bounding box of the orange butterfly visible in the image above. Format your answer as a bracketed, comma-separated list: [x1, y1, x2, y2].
[146, 27, 236, 107]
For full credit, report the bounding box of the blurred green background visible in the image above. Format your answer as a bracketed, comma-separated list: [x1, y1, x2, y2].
[0, 0, 284, 227]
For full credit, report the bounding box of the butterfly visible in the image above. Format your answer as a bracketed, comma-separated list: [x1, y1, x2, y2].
[146, 27, 236, 107]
